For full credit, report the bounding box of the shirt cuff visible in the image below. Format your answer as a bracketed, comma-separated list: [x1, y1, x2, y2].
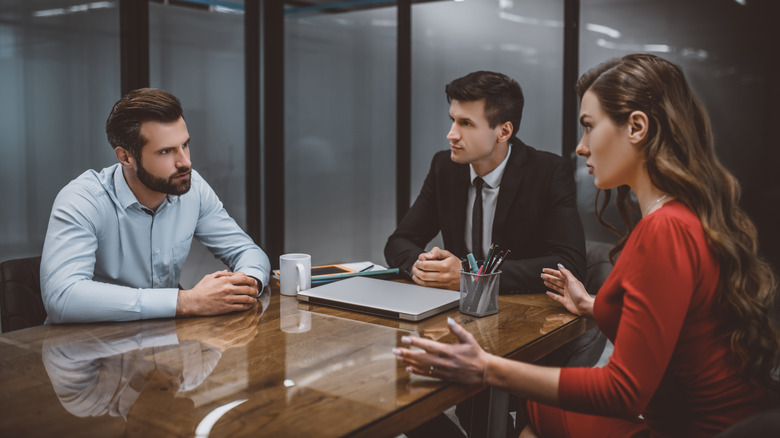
[240, 268, 269, 288]
[140, 288, 179, 319]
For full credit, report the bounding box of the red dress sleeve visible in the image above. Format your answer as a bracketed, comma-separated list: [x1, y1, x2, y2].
[558, 209, 704, 417]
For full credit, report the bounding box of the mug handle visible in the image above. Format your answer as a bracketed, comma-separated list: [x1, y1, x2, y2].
[296, 263, 307, 292]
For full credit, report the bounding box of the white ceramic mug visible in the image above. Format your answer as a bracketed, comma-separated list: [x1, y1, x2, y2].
[279, 253, 311, 296]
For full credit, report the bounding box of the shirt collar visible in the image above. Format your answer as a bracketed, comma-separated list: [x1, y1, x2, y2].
[113, 164, 140, 210]
[470, 143, 512, 189]
[112, 164, 179, 211]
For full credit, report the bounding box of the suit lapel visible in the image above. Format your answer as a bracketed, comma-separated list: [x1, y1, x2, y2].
[492, 141, 528, 243]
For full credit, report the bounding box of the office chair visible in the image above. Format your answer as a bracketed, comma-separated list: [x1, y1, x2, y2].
[0, 256, 47, 333]
[583, 240, 613, 297]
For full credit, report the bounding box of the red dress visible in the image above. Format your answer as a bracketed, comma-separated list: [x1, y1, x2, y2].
[528, 201, 774, 437]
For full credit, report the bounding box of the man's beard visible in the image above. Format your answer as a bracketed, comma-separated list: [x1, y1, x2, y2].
[136, 161, 191, 196]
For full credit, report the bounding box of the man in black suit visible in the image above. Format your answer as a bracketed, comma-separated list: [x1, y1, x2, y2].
[385, 71, 586, 293]
[387, 71, 598, 437]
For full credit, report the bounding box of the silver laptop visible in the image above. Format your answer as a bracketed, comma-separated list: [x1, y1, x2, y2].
[296, 276, 460, 321]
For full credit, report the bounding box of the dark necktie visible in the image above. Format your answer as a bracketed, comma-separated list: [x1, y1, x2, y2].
[472, 177, 484, 261]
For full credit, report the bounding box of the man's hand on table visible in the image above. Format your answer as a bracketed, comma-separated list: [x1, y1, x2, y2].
[411, 247, 461, 291]
[177, 270, 260, 316]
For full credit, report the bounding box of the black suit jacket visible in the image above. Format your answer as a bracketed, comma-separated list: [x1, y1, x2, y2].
[384, 140, 586, 293]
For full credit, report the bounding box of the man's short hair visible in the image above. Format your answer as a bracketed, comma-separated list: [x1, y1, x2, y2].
[105, 88, 183, 160]
[445, 71, 524, 138]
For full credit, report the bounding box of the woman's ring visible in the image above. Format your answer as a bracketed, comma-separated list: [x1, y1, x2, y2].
[428, 366, 434, 375]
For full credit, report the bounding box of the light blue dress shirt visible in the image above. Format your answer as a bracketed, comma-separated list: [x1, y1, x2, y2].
[41, 164, 270, 323]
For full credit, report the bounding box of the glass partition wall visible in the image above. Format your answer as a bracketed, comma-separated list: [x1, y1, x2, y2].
[284, 3, 398, 265]
[1, 0, 775, 278]
[0, 1, 120, 261]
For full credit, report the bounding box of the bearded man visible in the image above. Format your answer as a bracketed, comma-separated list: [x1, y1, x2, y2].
[41, 88, 269, 323]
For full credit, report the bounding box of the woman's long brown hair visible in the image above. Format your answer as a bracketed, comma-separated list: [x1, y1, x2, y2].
[577, 53, 778, 388]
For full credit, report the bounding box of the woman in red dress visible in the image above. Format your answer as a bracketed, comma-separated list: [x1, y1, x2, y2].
[393, 53, 778, 437]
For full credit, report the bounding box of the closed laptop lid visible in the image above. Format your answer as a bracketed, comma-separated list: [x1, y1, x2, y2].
[296, 276, 459, 321]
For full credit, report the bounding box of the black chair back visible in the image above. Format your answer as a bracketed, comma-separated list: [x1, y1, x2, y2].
[584, 240, 613, 295]
[0, 256, 46, 333]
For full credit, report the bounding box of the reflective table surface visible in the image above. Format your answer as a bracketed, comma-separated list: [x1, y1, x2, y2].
[0, 281, 583, 437]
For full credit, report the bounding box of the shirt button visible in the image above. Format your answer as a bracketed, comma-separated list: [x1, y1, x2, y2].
[155, 249, 160, 253]
[155, 278, 160, 284]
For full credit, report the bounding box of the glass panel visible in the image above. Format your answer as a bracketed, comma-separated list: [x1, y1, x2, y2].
[578, 0, 775, 252]
[149, 0, 246, 228]
[0, 0, 120, 260]
[284, 2, 397, 266]
[411, 0, 565, 198]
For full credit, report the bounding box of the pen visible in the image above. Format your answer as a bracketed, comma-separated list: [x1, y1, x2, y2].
[483, 243, 496, 271]
[358, 264, 374, 272]
[491, 249, 511, 274]
[312, 268, 400, 283]
[484, 249, 499, 273]
[486, 244, 500, 272]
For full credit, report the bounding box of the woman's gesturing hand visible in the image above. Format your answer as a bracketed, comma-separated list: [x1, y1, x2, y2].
[393, 317, 493, 386]
[542, 263, 595, 318]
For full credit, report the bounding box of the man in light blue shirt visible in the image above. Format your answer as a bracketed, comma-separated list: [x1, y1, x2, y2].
[41, 88, 270, 323]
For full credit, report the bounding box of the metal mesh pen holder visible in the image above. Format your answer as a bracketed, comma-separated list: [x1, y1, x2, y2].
[459, 270, 500, 317]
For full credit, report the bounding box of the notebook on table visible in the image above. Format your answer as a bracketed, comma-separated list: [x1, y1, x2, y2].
[296, 276, 460, 321]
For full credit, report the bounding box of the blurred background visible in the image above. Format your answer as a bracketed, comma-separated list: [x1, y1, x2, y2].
[1, 0, 777, 283]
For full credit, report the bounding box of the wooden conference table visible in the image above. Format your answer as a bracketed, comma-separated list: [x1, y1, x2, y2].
[0, 279, 585, 438]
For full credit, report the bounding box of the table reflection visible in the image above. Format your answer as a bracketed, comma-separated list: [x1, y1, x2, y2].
[40, 287, 271, 431]
[280, 295, 311, 333]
